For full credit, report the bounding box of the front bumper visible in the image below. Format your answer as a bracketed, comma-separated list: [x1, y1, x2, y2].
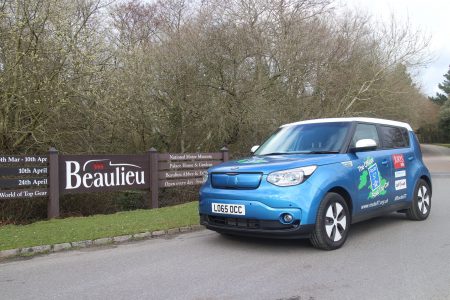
[200, 214, 314, 239]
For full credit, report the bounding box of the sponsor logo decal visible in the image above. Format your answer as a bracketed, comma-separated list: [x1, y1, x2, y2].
[361, 198, 389, 210]
[65, 160, 145, 190]
[395, 170, 406, 178]
[392, 154, 405, 169]
[358, 157, 389, 199]
[394, 193, 407, 201]
[368, 163, 381, 191]
[341, 161, 353, 168]
[395, 179, 407, 190]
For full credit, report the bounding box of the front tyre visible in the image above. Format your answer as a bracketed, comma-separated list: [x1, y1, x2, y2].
[310, 193, 350, 250]
[406, 179, 431, 220]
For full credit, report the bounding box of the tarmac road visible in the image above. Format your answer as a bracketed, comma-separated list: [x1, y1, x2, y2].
[1, 145, 450, 300]
[421, 144, 450, 174]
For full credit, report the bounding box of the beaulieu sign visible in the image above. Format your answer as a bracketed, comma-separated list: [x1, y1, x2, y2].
[65, 160, 145, 189]
[1, 148, 228, 218]
[60, 155, 150, 194]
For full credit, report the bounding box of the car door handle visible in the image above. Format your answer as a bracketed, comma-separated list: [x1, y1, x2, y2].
[408, 156, 414, 161]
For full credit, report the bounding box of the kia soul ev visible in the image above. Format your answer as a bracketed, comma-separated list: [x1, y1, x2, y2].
[199, 118, 432, 250]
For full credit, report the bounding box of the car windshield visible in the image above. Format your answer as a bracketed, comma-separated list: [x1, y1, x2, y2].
[254, 122, 351, 156]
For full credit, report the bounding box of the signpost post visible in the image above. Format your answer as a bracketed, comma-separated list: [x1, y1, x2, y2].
[148, 148, 159, 209]
[48, 147, 60, 219]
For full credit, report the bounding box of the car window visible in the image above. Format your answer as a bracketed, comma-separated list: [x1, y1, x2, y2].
[379, 125, 408, 149]
[254, 122, 351, 155]
[351, 123, 380, 148]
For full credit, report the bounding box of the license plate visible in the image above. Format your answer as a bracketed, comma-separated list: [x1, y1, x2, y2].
[211, 203, 245, 215]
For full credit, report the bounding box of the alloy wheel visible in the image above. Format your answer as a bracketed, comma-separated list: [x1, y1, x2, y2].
[324, 202, 347, 242]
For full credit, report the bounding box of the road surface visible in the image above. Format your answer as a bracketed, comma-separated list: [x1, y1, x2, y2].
[421, 144, 450, 174]
[1, 145, 450, 300]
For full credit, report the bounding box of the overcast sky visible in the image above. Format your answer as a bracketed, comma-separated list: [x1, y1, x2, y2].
[342, 0, 450, 96]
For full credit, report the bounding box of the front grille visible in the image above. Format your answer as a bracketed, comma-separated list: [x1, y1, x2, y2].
[203, 214, 300, 231]
[208, 215, 260, 229]
[211, 172, 262, 189]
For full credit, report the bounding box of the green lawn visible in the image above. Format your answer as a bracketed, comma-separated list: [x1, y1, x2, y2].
[0, 202, 199, 251]
[436, 144, 450, 148]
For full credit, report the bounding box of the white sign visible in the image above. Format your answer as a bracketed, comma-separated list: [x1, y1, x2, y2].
[395, 179, 407, 190]
[395, 170, 406, 178]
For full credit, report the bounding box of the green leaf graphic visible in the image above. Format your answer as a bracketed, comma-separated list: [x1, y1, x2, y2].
[358, 170, 368, 190]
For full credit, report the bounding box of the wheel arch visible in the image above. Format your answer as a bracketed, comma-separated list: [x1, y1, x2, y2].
[420, 175, 432, 195]
[327, 186, 353, 217]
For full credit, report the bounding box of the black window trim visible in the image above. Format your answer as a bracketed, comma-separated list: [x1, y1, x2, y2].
[401, 127, 411, 148]
[344, 121, 380, 153]
[340, 122, 357, 153]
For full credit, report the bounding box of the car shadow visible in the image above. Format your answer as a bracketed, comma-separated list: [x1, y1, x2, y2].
[346, 212, 408, 239]
[207, 231, 314, 252]
[204, 212, 409, 251]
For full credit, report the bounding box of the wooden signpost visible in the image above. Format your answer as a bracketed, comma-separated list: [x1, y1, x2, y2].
[0, 147, 229, 219]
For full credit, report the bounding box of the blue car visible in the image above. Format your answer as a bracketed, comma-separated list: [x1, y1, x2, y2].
[199, 118, 432, 250]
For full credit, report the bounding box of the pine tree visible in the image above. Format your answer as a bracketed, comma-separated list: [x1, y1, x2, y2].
[439, 101, 450, 141]
[429, 66, 450, 105]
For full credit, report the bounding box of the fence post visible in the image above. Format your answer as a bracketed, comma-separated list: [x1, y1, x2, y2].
[48, 147, 60, 219]
[221, 146, 229, 162]
[148, 148, 159, 209]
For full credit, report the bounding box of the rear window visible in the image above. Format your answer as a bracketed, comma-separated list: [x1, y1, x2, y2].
[378, 125, 409, 149]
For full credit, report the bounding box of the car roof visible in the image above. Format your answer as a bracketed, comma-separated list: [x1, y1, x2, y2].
[281, 117, 413, 131]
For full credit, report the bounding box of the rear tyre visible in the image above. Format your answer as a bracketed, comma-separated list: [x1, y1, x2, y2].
[406, 179, 431, 220]
[310, 193, 350, 250]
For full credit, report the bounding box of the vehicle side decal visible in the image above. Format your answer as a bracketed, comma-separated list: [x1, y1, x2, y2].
[358, 156, 389, 199]
[392, 154, 405, 169]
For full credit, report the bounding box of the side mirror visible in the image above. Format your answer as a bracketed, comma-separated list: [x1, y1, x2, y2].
[351, 139, 377, 152]
[250, 145, 260, 153]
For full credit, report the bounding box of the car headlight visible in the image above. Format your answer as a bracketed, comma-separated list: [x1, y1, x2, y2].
[202, 172, 209, 183]
[267, 166, 317, 187]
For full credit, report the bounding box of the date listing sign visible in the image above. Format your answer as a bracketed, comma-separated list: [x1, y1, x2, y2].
[0, 155, 48, 200]
[0, 155, 47, 164]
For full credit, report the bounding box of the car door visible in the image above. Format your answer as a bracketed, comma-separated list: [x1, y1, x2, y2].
[350, 123, 392, 214]
[377, 125, 411, 203]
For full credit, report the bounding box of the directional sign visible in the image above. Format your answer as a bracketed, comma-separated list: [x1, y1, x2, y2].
[159, 170, 207, 180]
[158, 153, 222, 161]
[159, 177, 205, 188]
[158, 160, 219, 171]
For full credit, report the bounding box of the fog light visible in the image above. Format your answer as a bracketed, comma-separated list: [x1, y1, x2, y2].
[282, 213, 294, 223]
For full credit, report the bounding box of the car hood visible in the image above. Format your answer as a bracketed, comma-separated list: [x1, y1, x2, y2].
[210, 154, 349, 174]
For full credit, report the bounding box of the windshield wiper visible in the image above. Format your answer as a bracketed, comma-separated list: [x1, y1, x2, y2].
[302, 150, 339, 154]
[259, 152, 290, 156]
[260, 150, 339, 156]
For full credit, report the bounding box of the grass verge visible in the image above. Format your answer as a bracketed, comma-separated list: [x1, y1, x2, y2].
[0, 201, 199, 251]
[436, 144, 450, 148]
